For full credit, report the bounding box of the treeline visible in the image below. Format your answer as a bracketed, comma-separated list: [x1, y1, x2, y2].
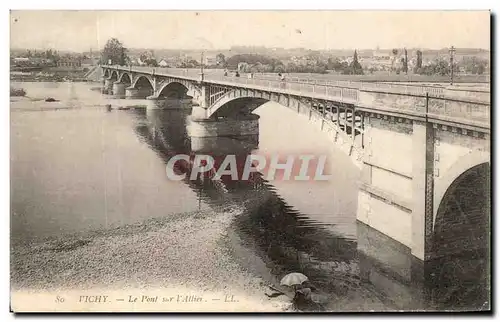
[415, 56, 489, 76]
[224, 51, 363, 75]
[225, 54, 282, 69]
[11, 49, 89, 66]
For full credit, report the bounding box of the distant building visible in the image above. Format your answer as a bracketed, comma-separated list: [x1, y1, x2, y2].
[81, 58, 99, 68]
[203, 56, 217, 66]
[372, 50, 391, 60]
[129, 57, 141, 66]
[165, 57, 182, 67]
[12, 57, 31, 67]
[158, 59, 169, 67]
[14, 57, 30, 63]
[57, 57, 82, 68]
[237, 62, 249, 72]
[136, 56, 147, 66]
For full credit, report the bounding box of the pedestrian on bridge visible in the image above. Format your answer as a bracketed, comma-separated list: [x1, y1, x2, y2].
[279, 73, 286, 89]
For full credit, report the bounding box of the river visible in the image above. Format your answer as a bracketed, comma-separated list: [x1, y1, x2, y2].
[10, 81, 486, 312]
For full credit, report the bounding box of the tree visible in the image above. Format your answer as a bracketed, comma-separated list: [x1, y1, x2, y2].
[461, 56, 488, 75]
[476, 64, 486, 75]
[415, 50, 423, 72]
[417, 58, 450, 76]
[390, 49, 399, 73]
[216, 53, 226, 67]
[226, 54, 279, 70]
[328, 58, 348, 73]
[343, 50, 364, 75]
[101, 38, 129, 66]
[274, 64, 285, 73]
[403, 48, 408, 74]
[145, 58, 158, 67]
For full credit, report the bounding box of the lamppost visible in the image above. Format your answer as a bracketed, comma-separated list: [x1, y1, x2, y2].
[449, 45, 456, 85]
[200, 51, 205, 82]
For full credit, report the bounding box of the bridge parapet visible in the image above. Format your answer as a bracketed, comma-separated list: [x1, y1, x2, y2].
[358, 85, 490, 127]
[358, 89, 427, 115]
[427, 96, 490, 126]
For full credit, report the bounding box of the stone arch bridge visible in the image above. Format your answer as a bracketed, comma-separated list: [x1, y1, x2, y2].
[101, 65, 491, 281]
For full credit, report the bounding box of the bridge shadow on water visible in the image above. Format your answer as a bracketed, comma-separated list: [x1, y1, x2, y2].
[127, 107, 489, 312]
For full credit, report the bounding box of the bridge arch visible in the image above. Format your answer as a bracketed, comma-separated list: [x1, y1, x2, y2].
[429, 157, 490, 309]
[207, 90, 298, 118]
[103, 68, 110, 78]
[209, 96, 269, 118]
[131, 75, 154, 90]
[130, 75, 155, 98]
[204, 89, 363, 159]
[118, 72, 132, 84]
[433, 150, 490, 229]
[109, 70, 119, 81]
[157, 82, 189, 99]
[432, 158, 490, 258]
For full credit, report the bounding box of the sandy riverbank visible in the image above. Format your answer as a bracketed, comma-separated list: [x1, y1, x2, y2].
[11, 210, 292, 312]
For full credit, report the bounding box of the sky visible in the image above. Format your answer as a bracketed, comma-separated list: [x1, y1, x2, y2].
[9, 11, 491, 52]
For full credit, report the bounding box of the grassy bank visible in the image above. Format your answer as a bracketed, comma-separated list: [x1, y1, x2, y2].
[10, 209, 291, 312]
[10, 68, 89, 82]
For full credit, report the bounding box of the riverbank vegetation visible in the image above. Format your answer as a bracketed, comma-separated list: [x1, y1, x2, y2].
[10, 86, 26, 97]
[10, 69, 88, 82]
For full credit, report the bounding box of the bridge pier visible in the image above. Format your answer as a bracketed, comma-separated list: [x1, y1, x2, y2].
[163, 96, 192, 109]
[103, 79, 114, 94]
[357, 221, 430, 310]
[125, 87, 139, 98]
[357, 116, 425, 257]
[112, 82, 126, 97]
[145, 96, 164, 110]
[355, 115, 432, 307]
[410, 120, 435, 261]
[143, 95, 191, 110]
[187, 114, 260, 138]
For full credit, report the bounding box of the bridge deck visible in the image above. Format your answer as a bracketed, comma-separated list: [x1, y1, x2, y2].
[105, 66, 490, 131]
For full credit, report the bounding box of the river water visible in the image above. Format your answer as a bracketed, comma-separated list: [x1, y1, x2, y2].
[11, 81, 486, 311]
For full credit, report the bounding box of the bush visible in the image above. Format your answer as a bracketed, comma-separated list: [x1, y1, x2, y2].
[10, 87, 26, 97]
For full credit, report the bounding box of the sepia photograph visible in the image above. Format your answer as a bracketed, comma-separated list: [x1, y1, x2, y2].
[9, 10, 491, 313]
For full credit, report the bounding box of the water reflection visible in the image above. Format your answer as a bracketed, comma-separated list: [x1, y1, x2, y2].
[130, 108, 390, 311]
[132, 107, 489, 312]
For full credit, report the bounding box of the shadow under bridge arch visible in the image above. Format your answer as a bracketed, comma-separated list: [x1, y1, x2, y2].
[208, 96, 270, 119]
[428, 161, 490, 310]
[118, 72, 132, 85]
[157, 82, 189, 99]
[131, 75, 155, 98]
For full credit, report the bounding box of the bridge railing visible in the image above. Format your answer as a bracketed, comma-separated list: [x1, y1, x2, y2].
[107, 66, 490, 126]
[203, 73, 360, 103]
